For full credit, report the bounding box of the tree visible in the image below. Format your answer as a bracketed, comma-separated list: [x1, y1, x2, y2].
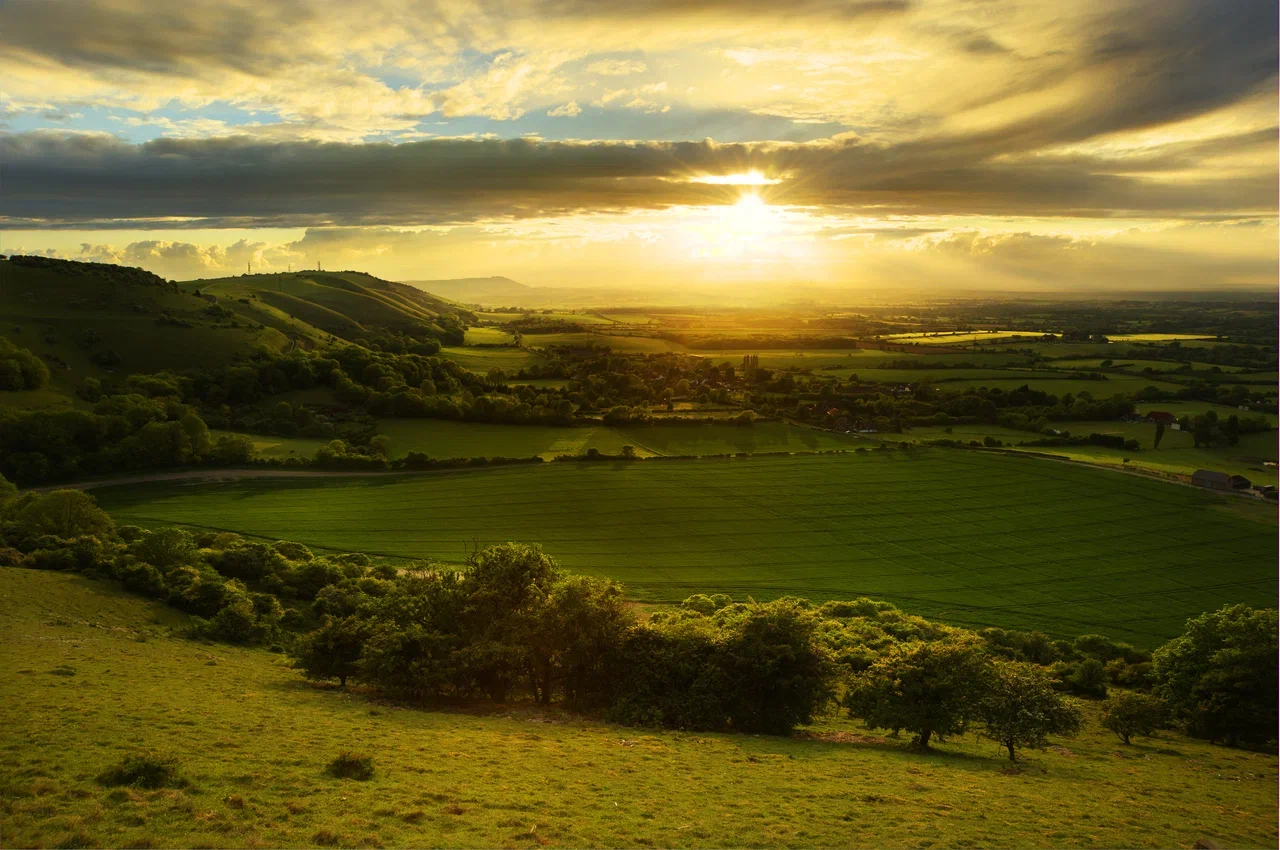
[719, 601, 836, 734]
[178, 414, 212, 461]
[1153, 605, 1278, 747]
[844, 638, 992, 749]
[294, 616, 369, 687]
[19, 490, 115, 538]
[1102, 692, 1166, 745]
[980, 661, 1082, 760]
[1153, 422, 1165, 449]
[0, 473, 17, 514]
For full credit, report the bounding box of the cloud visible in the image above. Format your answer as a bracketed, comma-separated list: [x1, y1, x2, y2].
[547, 101, 582, 117]
[3, 122, 1274, 230]
[586, 59, 647, 76]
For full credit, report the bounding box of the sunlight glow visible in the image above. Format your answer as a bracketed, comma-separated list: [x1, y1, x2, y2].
[689, 170, 781, 186]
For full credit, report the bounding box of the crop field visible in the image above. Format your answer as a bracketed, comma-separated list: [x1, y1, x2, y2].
[1107, 333, 1219, 342]
[528, 333, 684, 353]
[881, 331, 1034, 345]
[94, 451, 1277, 646]
[375, 420, 645, 459]
[6, 567, 1276, 850]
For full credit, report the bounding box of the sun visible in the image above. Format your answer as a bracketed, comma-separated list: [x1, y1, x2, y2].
[691, 191, 787, 259]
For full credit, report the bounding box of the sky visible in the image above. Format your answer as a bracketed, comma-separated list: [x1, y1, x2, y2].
[1, 0, 1276, 292]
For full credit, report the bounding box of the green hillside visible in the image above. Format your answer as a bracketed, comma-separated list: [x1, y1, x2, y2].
[3, 567, 1276, 850]
[93, 451, 1278, 647]
[0, 256, 293, 394]
[182, 270, 473, 345]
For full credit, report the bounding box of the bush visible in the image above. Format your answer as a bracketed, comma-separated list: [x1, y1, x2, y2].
[96, 752, 186, 789]
[326, 751, 374, 780]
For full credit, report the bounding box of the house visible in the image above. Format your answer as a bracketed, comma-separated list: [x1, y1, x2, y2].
[1191, 469, 1232, 490]
[1146, 411, 1177, 424]
[1229, 475, 1252, 490]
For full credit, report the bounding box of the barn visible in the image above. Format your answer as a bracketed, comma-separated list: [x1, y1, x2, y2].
[1191, 469, 1232, 491]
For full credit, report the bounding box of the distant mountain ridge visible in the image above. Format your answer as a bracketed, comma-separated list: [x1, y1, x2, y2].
[402, 276, 531, 305]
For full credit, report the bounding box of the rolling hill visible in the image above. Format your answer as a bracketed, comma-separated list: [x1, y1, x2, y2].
[181, 270, 474, 345]
[0, 255, 294, 404]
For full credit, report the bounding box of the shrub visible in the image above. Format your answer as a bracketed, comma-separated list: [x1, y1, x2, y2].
[326, 751, 374, 780]
[96, 752, 185, 789]
[117, 560, 168, 598]
[19, 490, 115, 538]
[274, 540, 314, 562]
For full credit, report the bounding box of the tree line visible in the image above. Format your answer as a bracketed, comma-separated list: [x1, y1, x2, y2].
[2, 478, 1274, 754]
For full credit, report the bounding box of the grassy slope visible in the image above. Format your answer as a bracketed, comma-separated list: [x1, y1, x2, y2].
[183, 271, 469, 342]
[2, 568, 1276, 850]
[92, 452, 1277, 646]
[0, 259, 290, 391]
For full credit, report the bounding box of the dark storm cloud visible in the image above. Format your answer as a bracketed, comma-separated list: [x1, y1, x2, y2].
[0, 0, 321, 77]
[2, 128, 1274, 228]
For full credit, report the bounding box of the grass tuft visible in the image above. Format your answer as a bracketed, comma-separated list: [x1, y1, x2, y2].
[326, 751, 375, 781]
[96, 752, 186, 790]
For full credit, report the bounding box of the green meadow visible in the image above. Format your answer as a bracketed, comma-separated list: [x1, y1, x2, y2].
[904, 423, 1278, 485]
[616, 422, 864, 455]
[4, 567, 1275, 850]
[93, 451, 1277, 646]
[375, 420, 645, 460]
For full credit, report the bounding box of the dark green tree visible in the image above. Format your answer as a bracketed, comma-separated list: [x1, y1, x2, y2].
[844, 637, 992, 749]
[293, 616, 370, 688]
[1153, 605, 1278, 747]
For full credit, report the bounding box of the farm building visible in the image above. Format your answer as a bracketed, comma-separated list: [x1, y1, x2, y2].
[1191, 469, 1232, 491]
[1229, 475, 1252, 490]
[1146, 411, 1177, 424]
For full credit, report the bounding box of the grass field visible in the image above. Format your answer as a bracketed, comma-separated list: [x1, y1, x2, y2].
[376, 420, 645, 460]
[1137, 402, 1278, 426]
[904, 423, 1278, 485]
[208, 431, 330, 460]
[4, 567, 1275, 850]
[462, 327, 516, 345]
[93, 452, 1277, 646]
[616, 422, 864, 455]
[437, 346, 547, 373]
[1046, 358, 1247, 374]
